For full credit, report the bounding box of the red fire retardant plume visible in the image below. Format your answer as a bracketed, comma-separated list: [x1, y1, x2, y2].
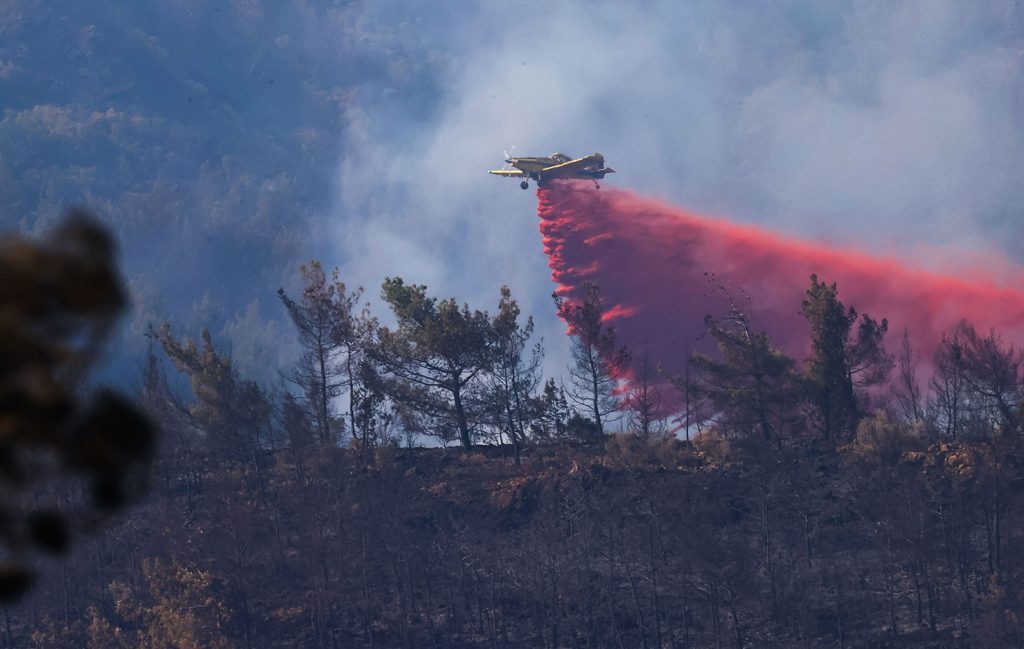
[538, 181, 1024, 413]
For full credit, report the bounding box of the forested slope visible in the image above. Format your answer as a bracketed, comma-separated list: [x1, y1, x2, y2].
[12, 429, 1024, 649]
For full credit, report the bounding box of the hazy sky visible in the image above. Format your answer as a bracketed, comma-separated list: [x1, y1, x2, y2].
[4, 1, 1024, 384]
[334, 0, 1024, 377]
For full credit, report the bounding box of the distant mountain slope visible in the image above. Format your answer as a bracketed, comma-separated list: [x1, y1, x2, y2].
[0, 2, 440, 382]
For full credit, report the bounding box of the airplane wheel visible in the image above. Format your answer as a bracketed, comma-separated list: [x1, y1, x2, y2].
[520, 181, 529, 190]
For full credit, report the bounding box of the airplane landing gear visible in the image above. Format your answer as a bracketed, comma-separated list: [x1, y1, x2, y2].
[520, 180, 529, 190]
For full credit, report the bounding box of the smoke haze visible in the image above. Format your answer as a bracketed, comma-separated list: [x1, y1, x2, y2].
[4, 2, 1024, 387]
[337, 0, 1024, 381]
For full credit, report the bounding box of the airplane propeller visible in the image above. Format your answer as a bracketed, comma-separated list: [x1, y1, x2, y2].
[502, 145, 516, 168]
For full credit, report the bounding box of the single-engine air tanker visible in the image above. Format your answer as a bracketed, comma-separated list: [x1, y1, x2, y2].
[489, 153, 615, 189]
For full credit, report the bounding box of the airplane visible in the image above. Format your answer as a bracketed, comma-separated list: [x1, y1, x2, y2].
[489, 152, 615, 189]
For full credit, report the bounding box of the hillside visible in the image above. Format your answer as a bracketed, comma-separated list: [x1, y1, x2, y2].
[5, 214, 1022, 648]
[12, 431, 1023, 649]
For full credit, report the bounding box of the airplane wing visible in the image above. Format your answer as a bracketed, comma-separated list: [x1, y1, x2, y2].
[488, 169, 528, 177]
[541, 155, 600, 174]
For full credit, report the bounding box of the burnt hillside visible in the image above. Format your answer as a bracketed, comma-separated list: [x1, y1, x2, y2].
[13, 431, 1024, 649]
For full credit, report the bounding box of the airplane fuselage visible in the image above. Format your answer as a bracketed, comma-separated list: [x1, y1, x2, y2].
[506, 154, 571, 174]
[489, 152, 614, 189]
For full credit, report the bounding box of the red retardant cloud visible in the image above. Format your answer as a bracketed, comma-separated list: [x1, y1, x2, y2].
[537, 181, 1024, 413]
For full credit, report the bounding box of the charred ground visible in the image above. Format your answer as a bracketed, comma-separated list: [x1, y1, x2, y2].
[15, 430, 1024, 649]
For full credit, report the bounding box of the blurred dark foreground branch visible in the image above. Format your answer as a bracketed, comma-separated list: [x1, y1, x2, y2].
[0, 209, 155, 601]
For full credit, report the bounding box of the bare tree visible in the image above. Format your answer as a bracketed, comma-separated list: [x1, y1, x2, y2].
[892, 328, 924, 424]
[929, 331, 967, 439]
[486, 286, 543, 462]
[626, 347, 664, 437]
[555, 283, 630, 436]
[277, 261, 362, 446]
[956, 321, 1022, 435]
